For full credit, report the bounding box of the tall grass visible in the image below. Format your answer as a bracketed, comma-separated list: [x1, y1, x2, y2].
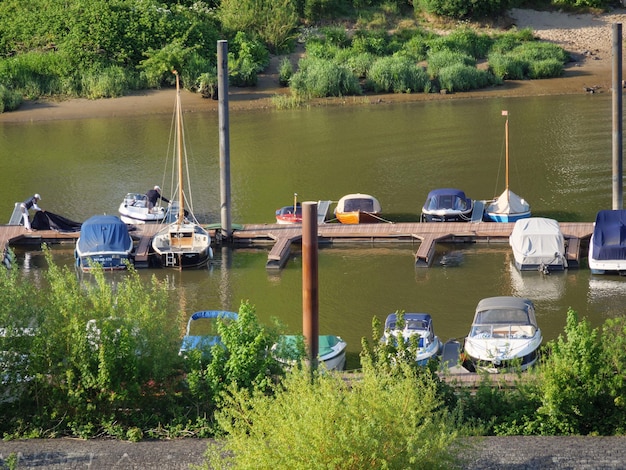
[366, 56, 430, 93]
[290, 57, 361, 98]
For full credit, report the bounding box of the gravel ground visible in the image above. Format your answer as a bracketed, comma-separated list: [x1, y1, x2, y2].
[2, 436, 626, 469]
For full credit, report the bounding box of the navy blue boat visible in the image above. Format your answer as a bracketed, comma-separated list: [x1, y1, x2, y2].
[75, 215, 134, 272]
[421, 188, 474, 222]
[588, 209, 626, 274]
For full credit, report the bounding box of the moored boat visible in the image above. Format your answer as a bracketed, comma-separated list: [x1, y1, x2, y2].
[463, 296, 542, 373]
[178, 310, 239, 358]
[75, 214, 134, 271]
[509, 217, 567, 272]
[382, 312, 442, 365]
[484, 111, 531, 223]
[421, 188, 473, 222]
[588, 209, 626, 275]
[334, 193, 382, 224]
[273, 334, 347, 371]
[118, 193, 166, 225]
[151, 71, 213, 269]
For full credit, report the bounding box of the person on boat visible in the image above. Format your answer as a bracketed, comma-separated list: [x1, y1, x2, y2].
[20, 193, 42, 231]
[145, 186, 170, 210]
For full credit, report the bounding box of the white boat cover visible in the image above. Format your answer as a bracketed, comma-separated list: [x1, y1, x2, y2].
[509, 217, 566, 269]
[486, 189, 530, 217]
[336, 194, 382, 213]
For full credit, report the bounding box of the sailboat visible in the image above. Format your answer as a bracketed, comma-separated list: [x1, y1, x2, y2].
[484, 110, 531, 223]
[151, 71, 213, 269]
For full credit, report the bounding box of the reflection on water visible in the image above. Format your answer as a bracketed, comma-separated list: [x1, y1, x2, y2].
[2, 93, 624, 368]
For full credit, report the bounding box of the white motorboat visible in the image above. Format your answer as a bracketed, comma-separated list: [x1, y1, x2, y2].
[463, 296, 542, 373]
[382, 312, 442, 365]
[118, 193, 166, 225]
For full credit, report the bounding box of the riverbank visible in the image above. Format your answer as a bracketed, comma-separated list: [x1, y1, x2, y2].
[1, 8, 624, 123]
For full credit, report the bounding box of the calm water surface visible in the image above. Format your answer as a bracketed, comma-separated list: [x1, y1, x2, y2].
[2, 93, 624, 369]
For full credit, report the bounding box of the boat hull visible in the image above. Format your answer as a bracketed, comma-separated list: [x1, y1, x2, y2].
[485, 210, 531, 223]
[151, 223, 213, 269]
[588, 210, 626, 274]
[76, 253, 132, 271]
[421, 209, 473, 223]
[336, 211, 381, 224]
[118, 194, 166, 224]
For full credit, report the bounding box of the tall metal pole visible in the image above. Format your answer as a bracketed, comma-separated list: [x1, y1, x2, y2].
[302, 202, 319, 374]
[217, 40, 232, 238]
[612, 23, 623, 210]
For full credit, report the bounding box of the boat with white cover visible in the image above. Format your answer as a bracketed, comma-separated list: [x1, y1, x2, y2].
[509, 217, 567, 272]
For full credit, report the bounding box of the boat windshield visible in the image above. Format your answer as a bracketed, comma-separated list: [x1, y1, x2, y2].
[343, 198, 375, 212]
[473, 308, 531, 325]
[427, 194, 468, 211]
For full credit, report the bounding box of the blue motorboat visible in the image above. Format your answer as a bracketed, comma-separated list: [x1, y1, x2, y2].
[421, 188, 473, 222]
[178, 310, 238, 358]
[588, 209, 626, 274]
[75, 215, 134, 271]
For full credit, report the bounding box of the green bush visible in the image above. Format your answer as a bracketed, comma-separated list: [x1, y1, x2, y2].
[488, 52, 528, 80]
[366, 55, 430, 93]
[0, 249, 184, 438]
[290, 57, 361, 98]
[427, 50, 476, 78]
[351, 28, 390, 56]
[0, 84, 23, 112]
[418, 0, 512, 19]
[81, 65, 130, 99]
[428, 27, 493, 59]
[528, 59, 564, 79]
[532, 309, 620, 435]
[278, 57, 294, 86]
[437, 63, 493, 92]
[206, 359, 458, 469]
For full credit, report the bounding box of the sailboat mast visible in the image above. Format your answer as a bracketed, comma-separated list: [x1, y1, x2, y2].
[175, 71, 184, 225]
[503, 110, 509, 202]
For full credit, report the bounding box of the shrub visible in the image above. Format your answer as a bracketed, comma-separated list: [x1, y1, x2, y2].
[206, 357, 458, 469]
[351, 29, 390, 56]
[0, 84, 23, 112]
[366, 55, 430, 93]
[428, 27, 493, 59]
[278, 57, 294, 86]
[419, 0, 512, 19]
[81, 65, 129, 99]
[528, 59, 564, 79]
[533, 309, 617, 435]
[488, 52, 528, 80]
[427, 50, 476, 78]
[437, 63, 493, 92]
[290, 57, 361, 98]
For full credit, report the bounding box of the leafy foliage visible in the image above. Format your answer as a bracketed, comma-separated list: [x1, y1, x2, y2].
[206, 344, 459, 469]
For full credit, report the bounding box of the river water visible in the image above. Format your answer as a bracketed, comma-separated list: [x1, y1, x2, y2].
[1, 92, 624, 368]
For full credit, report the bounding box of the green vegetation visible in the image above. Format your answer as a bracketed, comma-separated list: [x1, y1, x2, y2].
[0, 0, 582, 112]
[5, 252, 626, 468]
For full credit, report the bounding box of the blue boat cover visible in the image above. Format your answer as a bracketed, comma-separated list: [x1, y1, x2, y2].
[592, 210, 626, 261]
[77, 215, 132, 253]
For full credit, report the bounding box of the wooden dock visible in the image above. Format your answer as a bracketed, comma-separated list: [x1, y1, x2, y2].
[1, 221, 594, 270]
[228, 221, 594, 269]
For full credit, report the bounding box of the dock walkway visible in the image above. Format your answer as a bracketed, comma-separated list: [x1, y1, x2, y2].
[1, 221, 594, 270]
